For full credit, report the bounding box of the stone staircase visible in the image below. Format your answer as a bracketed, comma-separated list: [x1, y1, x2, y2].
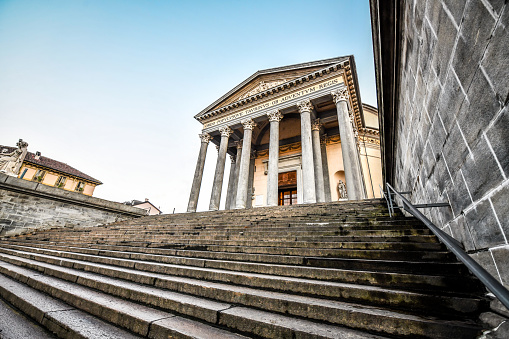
[0, 200, 488, 338]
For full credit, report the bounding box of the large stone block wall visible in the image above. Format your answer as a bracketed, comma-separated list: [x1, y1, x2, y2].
[395, 0, 509, 287]
[0, 173, 146, 236]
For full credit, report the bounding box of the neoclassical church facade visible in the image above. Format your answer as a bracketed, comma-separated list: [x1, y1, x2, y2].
[188, 56, 382, 212]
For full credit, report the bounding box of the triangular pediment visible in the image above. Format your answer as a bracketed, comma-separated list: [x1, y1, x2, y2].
[195, 56, 350, 120]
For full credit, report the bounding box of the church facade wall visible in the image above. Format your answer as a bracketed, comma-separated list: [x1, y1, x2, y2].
[392, 0, 508, 287]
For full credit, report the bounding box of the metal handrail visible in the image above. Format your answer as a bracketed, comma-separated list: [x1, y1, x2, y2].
[385, 182, 509, 310]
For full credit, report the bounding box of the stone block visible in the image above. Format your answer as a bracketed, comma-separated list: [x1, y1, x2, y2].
[428, 115, 447, 158]
[465, 199, 505, 250]
[457, 70, 501, 148]
[431, 5, 458, 83]
[442, 0, 466, 26]
[425, 0, 442, 34]
[4, 176, 38, 190]
[491, 246, 509, 288]
[490, 185, 509, 244]
[436, 70, 467, 132]
[461, 136, 504, 201]
[452, 0, 496, 89]
[446, 169, 471, 216]
[485, 107, 509, 178]
[470, 251, 499, 281]
[449, 215, 476, 251]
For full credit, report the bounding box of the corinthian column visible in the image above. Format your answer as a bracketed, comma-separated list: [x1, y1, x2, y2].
[331, 88, 365, 200]
[187, 133, 211, 212]
[235, 119, 256, 209]
[266, 110, 283, 206]
[297, 99, 317, 204]
[320, 135, 332, 202]
[311, 119, 325, 202]
[209, 126, 233, 210]
[224, 154, 237, 210]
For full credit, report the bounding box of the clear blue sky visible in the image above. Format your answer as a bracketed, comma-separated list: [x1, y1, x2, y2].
[0, 0, 376, 213]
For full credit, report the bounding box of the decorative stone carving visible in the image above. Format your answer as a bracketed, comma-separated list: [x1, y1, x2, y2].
[331, 87, 349, 103]
[250, 150, 257, 159]
[235, 140, 243, 149]
[241, 119, 257, 131]
[0, 139, 28, 177]
[267, 110, 283, 122]
[338, 180, 348, 200]
[229, 154, 236, 163]
[311, 119, 322, 131]
[238, 79, 287, 100]
[297, 99, 313, 113]
[199, 133, 212, 143]
[219, 126, 233, 138]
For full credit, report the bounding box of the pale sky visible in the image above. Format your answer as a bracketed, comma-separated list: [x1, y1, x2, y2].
[0, 0, 377, 213]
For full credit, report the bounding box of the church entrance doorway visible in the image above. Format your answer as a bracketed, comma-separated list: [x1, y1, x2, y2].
[278, 171, 297, 206]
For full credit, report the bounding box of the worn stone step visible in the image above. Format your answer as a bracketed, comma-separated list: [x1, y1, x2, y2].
[0, 244, 482, 296]
[0, 258, 483, 338]
[0, 262, 249, 339]
[18, 248, 488, 316]
[0, 272, 142, 339]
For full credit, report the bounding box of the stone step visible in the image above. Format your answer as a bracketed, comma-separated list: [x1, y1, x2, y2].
[0, 271, 142, 339]
[0, 247, 485, 317]
[0, 257, 483, 338]
[0, 243, 482, 295]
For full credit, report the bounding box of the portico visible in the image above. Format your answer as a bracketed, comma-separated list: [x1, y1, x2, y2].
[187, 56, 382, 212]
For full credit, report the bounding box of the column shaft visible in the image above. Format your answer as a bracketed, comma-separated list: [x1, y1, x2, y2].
[320, 136, 332, 202]
[332, 89, 365, 200]
[297, 100, 317, 204]
[224, 155, 237, 210]
[235, 119, 256, 209]
[266, 111, 283, 206]
[209, 127, 232, 210]
[187, 133, 211, 212]
[311, 120, 325, 202]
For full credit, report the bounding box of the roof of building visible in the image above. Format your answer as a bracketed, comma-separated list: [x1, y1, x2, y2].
[0, 145, 103, 185]
[124, 199, 162, 214]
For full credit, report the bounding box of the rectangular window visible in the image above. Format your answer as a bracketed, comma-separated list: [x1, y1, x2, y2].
[75, 181, 85, 192]
[55, 176, 67, 188]
[19, 168, 28, 179]
[32, 169, 46, 182]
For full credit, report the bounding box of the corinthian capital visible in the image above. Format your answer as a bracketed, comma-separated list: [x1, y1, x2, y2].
[199, 133, 212, 143]
[229, 154, 236, 163]
[219, 126, 233, 138]
[235, 139, 243, 149]
[241, 119, 257, 130]
[331, 88, 349, 104]
[267, 110, 283, 123]
[320, 134, 330, 146]
[311, 119, 322, 131]
[297, 99, 313, 114]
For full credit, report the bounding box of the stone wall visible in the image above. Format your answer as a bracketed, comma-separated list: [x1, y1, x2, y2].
[0, 173, 146, 236]
[394, 0, 508, 287]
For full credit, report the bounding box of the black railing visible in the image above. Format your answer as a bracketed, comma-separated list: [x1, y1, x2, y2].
[383, 182, 509, 310]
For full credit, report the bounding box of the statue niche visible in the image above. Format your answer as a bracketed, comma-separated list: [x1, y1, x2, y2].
[0, 139, 28, 177]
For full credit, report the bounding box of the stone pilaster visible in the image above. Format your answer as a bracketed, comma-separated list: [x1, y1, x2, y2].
[331, 88, 365, 200]
[187, 133, 211, 212]
[235, 119, 257, 209]
[311, 119, 325, 203]
[266, 110, 283, 206]
[320, 135, 332, 202]
[297, 99, 317, 204]
[209, 127, 233, 211]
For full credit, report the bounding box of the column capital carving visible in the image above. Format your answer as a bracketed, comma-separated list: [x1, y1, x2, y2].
[199, 133, 212, 143]
[311, 119, 322, 131]
[241, 119, 257, 130]
[219, 126, 233, 138]
[267, 110, 283, 122]
[250, 150, 257, 159]
[331, 88, 349, 104]
[235, 139, 243, 149]
[229, 154, 236, 163]
[297, 99, 313, 114]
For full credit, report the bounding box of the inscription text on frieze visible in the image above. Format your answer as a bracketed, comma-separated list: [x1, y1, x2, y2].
[203, 75, 343, 129]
